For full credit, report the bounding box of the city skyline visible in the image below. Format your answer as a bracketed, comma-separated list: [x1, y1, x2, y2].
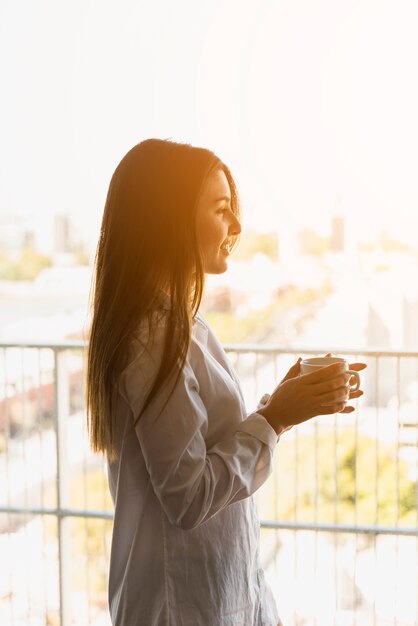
[1, 206, 417, 260]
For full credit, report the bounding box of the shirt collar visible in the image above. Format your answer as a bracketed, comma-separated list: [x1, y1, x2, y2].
[192, 312, 209, 346]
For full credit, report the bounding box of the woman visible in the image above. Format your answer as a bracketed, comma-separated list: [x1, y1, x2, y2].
[87, 138, 364, 625]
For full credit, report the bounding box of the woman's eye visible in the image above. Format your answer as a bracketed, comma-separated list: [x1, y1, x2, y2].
[217, 208, 227, 215]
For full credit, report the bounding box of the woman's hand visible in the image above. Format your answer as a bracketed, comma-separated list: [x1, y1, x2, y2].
[258, 357, 366, 436]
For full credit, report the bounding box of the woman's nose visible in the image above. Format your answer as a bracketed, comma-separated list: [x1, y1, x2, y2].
[229, 213, 241, 236]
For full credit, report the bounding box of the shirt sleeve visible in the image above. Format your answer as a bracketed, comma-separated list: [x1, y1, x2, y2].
[119, 325, 278, 530]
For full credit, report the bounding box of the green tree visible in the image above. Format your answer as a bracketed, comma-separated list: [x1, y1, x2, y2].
[259, 428, 417, 528]
[233, 231, 279, 261]
[0, 247, 52, 280]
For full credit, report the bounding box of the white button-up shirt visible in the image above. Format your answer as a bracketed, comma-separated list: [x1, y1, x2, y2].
[107, 311, 280, 625]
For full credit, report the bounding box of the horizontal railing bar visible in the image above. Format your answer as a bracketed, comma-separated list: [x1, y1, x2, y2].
[0, 339, 86, 350]
[2, 505, 417, 536]
[1, 340, 418, 358]
[259, 520, 418, 536]
[224, 345, 418, 358]
[0, 505, 113, 520]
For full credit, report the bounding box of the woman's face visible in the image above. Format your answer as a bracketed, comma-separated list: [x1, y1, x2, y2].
[195, 168, 241, 274]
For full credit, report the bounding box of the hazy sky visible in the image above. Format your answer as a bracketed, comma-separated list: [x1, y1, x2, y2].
[1, 0, 417, 249]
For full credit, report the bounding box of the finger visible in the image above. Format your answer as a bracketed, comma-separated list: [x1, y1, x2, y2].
[281, 358, 302, 382]
[305, 404, 338, 417]
[316, 403, 347, 416]
[333, 402, 349, 413]
[319, 388, 350, 406]
[310, 374, 350, 396]
[301, 362, 346, 384]
[339, 405, 355, 414]
[348, 362, 367, 371]
[348, 389, 364, 399]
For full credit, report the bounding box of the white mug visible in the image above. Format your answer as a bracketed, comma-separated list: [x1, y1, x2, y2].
[300, 356, 360, 397]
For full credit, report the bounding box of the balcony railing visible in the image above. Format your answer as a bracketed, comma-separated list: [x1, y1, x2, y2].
[1, 340, 418, 626]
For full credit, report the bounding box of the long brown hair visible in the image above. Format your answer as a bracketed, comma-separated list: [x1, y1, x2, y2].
[86, 139, 240, 459]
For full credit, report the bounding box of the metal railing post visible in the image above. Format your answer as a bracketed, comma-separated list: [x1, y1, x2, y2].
[54, 348, 71, 626]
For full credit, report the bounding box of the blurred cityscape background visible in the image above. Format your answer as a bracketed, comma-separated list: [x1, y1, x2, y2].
[1, 207, 418, 351]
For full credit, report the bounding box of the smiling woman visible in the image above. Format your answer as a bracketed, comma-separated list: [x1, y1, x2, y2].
[86, 137, 365, 626]
[196, 168, 242, 274]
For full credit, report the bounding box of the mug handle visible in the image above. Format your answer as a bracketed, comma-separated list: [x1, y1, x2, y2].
[348, 370, 360, 391]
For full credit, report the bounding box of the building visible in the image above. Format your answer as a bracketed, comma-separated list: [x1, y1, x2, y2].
[54, 214, 72, 254]
[330, 214, 345, 253]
